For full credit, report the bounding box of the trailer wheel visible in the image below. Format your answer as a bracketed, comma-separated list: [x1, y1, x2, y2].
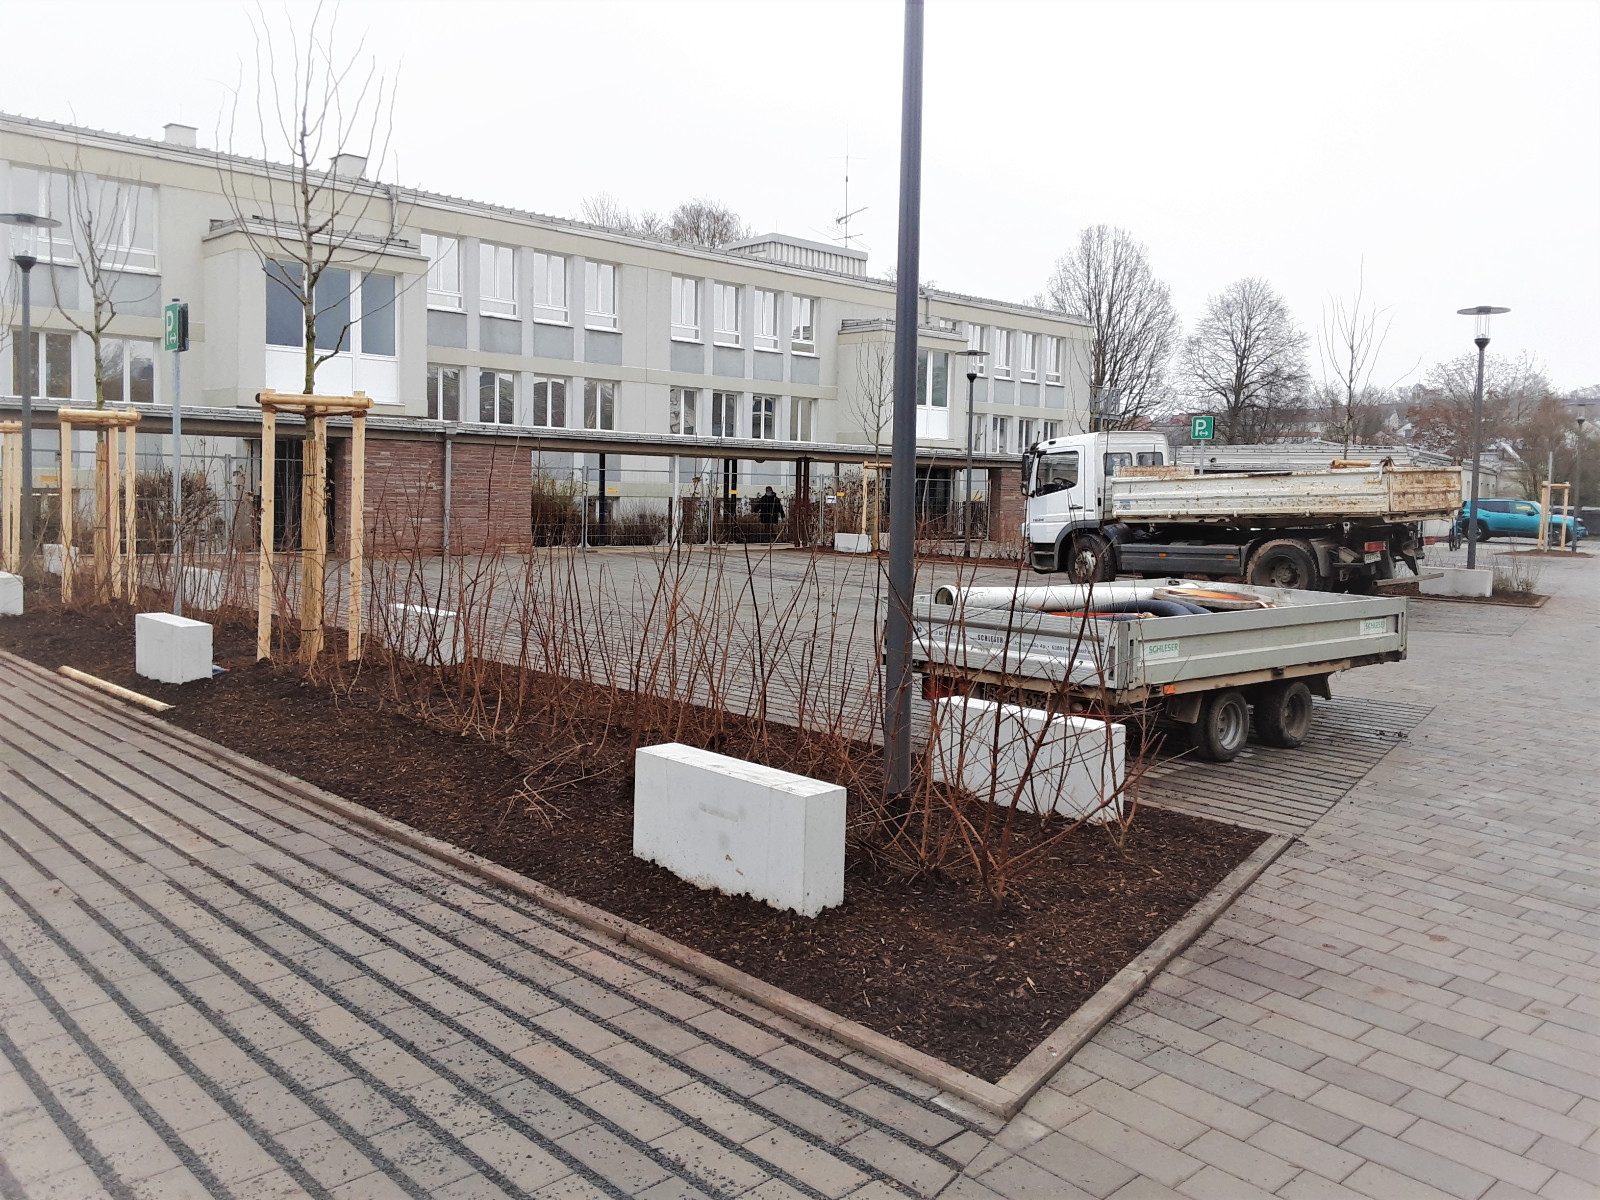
[1190, 689, 1250, 762]
[1254, 679, 1313, 749]
[1064, 533, 1113, 583]
[1248, 539, 1320, 590]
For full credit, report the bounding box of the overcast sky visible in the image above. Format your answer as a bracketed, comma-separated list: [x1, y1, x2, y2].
[8, 0, 1598, 391]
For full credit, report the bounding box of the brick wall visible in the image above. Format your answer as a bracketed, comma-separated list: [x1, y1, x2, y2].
[989, 465, 1026, 549]
[447, 441, 533, 554]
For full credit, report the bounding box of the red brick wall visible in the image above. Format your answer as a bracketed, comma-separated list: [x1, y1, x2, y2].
[989, 465, 1026, 549]
[361, 437, 446, 555]
[447, 441, 533, 554]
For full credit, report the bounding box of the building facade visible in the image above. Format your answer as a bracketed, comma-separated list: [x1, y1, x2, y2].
[0, 113, 1093, 550]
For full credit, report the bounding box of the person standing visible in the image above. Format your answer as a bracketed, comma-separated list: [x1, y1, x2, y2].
[754, 485, 785, 541]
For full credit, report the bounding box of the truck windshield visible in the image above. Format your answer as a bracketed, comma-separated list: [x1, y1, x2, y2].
[1032, 451, 1079, 497]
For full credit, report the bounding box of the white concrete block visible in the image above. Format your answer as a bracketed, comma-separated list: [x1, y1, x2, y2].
[388, 603, 461, 666]
[43, 544, 79, 575]
[834, 532, 873, 554]
[135, 612, 213, 685]
[932, 697, 1125, 823]
[633, 743, 845, 918]
[0, 573, 21, 616]
[1419, 565, 1492, 598]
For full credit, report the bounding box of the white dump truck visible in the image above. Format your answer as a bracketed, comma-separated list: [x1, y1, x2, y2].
[914, 579, 1409, 762]
[1021, 431, 1461, 591]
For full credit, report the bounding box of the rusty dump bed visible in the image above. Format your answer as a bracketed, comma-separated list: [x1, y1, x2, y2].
[1108, 463, 1460, 524]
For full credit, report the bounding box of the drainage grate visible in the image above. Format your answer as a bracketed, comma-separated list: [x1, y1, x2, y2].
[1138, 695, 1434, 835]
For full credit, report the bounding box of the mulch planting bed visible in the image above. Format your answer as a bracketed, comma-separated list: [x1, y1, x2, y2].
[1387, 580, 1548, 607]
[1, 597, 1266, 1081]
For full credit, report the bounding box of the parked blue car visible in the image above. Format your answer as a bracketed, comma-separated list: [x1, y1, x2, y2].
[1454, 499, 1587, 542]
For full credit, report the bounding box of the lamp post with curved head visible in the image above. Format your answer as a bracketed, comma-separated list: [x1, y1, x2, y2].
[1, 212, 64, 560]
[1576, 403, 1589, 538]
[1456, 305, 1510, 570]
[958, 347, 987, 557]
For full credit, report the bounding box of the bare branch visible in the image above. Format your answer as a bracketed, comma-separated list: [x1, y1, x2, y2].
[1182, 277, 1309, 444]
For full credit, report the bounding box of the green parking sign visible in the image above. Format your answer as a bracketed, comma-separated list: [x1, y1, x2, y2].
[163, 301, 188, 352]
[1191, 414, 1215, 441]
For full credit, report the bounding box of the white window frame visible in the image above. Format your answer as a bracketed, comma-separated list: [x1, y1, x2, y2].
[583, 378, 616, 431]
[97, 336, 157, 405]
[990, 415, 1010, 454]
[532, 252, 568, 323]
[711, 390, 741, 438]
[476, 369, 517, 425]
[754, 289, 779, 351]
[422, 233, 462, 311]
[992, 329, 1012, 378]
[530, 375, 569, 428]
[751, 394, 777, 440]
[426, 363, 463, 420]
[672, 276, 701, 341]
[86, 179, 158, 273]
[790, 295, 816, 354]
[1018, 418, 1037, 450]
[670, 386, 698, 436]
[1044, 336, 1063, 385]
[585, 260, 618, 330]
[788, 396, 814, 442]
[7, 167, 76, 265]
[967, 322, 986, 376]
[1018, 332, 1037, 382]
[1042, 420, 1060, 442]
[713, 282, 741, 346]
[479, 243, 517, 318]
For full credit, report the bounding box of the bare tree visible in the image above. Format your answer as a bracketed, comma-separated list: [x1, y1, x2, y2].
[848, 341, 894, 458]
[1408, 350, 1551, 461]
[579, 192, 666, 239]
[220, 3, 405, 394]
[1182, 277, 1309, 444]
[1041, 225, 1180, 430]
[1317, 264, 1398, 456]
[667, 198, 749, 248]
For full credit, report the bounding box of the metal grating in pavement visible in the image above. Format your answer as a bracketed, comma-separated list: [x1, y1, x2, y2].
[1138, 694, 1433, 835]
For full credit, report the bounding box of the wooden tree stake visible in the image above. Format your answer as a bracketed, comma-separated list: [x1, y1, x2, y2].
[348, 411, 365, 660]
[59, 418, 74, 603]
[123, 424, 137, 604]
[257, 407, 276, 660]
[301, 413, 328, 661]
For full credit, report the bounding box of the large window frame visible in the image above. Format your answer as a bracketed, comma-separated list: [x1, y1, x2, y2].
[1044, 336, 1063, 385]
[532, 252, 568, 324]
[583, 379, 616, 431]
[426, 364, 462, 420]
[967, 322, 986, 376]
[476, 369, 516, 425]
[585, 260, 618, 330]
[754, 289, 779, 351]
[1018, 332, 1037, 382]
[669, 386, 698, 436]
[7, 167, 76, 264]
[790, 295, 816, 354]
[479, 243, 517, 318]
[422, 234, 462, 310]
[916, 350, 950, 410]
[992, 329, 1012, 379]
[750, 394, 777, 440]
[11, 329, 74, 399]
[531, 375, 569, 428]
[266, 263, 396, 359]
[97, 336, 157, 405]
[789, 396, 815, 442]
[672, 276, 701, 341]
[713, 282, 741, 346]
[711, 390, 740, 438]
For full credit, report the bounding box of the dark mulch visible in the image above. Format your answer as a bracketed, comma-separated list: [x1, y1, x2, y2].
[1386, 580, 1548, 607]
[0, 596, 1266, 1081]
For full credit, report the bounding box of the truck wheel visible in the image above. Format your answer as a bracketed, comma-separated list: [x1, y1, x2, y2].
[1248, 539, 1319, 590]
[1064, 533, 1112, 583]
[1254, 679, 1313, 749]
[1190, 689, 1250, 762]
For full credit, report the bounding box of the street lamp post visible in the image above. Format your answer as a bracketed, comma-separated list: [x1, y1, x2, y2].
[1577, 404, 1588, 540]
[1456, 306, 1510, 570]
[958, 348, 987, 558]
[1, 212, 63, 560]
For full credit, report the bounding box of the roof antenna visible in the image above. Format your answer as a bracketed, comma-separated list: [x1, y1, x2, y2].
[832, 129, 867, 250]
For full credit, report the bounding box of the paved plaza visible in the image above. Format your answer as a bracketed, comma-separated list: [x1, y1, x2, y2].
[0, 548, 1596, 1199]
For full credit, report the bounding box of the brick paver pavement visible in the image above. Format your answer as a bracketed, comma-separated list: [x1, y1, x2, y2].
[0, 547, 1595, 1199]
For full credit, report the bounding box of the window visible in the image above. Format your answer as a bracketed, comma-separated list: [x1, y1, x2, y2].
[1044, 336, 1063, 384]
[669, 387, 698, 436]
[789, 397, 815, 442]
[7, 167, 74, 263]
[754, 289, 779, 351]
[361, 273, 397, 356]
[84, 179, 158, 272]
[990, 415, 1010, 454]
[10, 330, 72, 398]
[791, 295, 815, 353]
[314, 268, 351, 352]
[672, 276, 700, 340]
[1104, 452, 1133, 476]
[532, 252, 567, 322]
[480, 243, 517, 318]
[474, 370, 516, 424]
[531, 376, 568, 427]
[584, 379, 615, 431]
[751, 395, 776, 440]
[992, 329, 1012, 378]
[98, 337, 156, 405]
[423, 234, 462, 310]
[1136, 451, 1165, 467]
[714, 282, 741, 346]
[1018, 332, 1037, 382]
[1032, 451, 1079, 497]
[426, 364, 462, 421]
[585, 261, 618, 329]
[916, 350, 949, 408]
[1042, 421, 1060, 442]
[265, 261, 305, 347]
[967, 323, 986, 375]
[1018, 418, 1038, 450]
[711, 391, 740, 438]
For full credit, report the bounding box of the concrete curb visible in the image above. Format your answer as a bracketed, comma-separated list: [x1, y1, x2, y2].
[14, 649, 1292, 1117]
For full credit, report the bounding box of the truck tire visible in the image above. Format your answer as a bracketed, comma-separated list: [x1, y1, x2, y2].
[1064, 533, 1113, 583]
[1248, 539, 1320, 590]
[1254, 679, 1313, 749]
[1190, 688, 1250, 762]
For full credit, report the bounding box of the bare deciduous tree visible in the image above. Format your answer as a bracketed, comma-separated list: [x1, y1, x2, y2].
[579, 192, 666, 239]
[848, 341, 894, 458]
[1183, 277, 1309, 444]
[1317, 264, 1397, 456]
[1407, 350, 1551, 461]
[1041, 225, 1180, 430]
[221, 3, 406, 394]
[666, 198, 749, 248]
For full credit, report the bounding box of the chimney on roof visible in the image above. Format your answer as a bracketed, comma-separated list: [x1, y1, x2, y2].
[163, 123, 198, 148]
[330, 153, 368, 179]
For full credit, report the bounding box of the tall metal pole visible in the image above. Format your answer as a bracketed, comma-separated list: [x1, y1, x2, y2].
[884, 0, 924, 796]
[171, 336, 184, 615]
[963, 368, 977, 558]
[1576, 413, 1586, 537]
[1465, 335, 1488, 570]
[17, 259, 34, 557]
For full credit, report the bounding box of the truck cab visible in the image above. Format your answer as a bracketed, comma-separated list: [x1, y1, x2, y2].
[1023, 432, 1170, 576]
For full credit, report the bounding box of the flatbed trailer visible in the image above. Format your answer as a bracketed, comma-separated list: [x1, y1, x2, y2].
[913, 579, 1408, 761]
